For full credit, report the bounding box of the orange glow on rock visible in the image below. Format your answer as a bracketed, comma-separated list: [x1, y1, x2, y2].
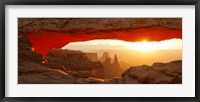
[25, 27, 182, 55]
[31, 47, 35, 51]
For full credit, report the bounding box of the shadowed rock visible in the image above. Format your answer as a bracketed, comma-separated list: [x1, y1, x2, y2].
[45, 49, 104, 78]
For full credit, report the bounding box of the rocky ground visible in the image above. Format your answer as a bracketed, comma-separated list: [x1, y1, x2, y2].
[19, 57, 182, 84]
[107, 60, 182, 84]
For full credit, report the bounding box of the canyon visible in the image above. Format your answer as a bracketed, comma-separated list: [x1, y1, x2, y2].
[18, 18, 182, 84]
[18, 33, 182, 84]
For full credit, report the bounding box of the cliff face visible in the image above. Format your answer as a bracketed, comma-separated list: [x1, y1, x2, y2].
[18, 33, 43, 62]
[18, 33, 78, 84]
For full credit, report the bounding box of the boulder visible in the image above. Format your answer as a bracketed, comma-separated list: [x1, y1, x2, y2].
[18, 61, 77, 84]
[119, 60, 182, 84]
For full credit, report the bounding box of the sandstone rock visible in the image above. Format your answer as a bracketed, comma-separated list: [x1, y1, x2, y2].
[121, 69, 130, 77]
[151, 60, 182, 83]
[75, 77, 104, 84]
[135, 69, 175, 84]
[151, 60, 182, 76]
[119, 75, 140, 84]
[18, 29, 182, 84]
[46, 49, 104, 78]
[18, 18, 182, 33]
[18, 18, 182, 56]
[18, 61, 77, 84]
[18, 33, 43, 62]
[18, 61, 49, 75]
[120, 60, 182, 84]
[18, 34, 78, 84]
[101, 52, 123, 79]
[19, 71, 76, 84]
[85, 53, 98, 62]
[104, 77, 120, 84]
[70, 71, 93, 78]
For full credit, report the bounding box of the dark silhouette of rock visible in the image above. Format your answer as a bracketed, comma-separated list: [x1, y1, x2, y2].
[18, 33, 43, 63]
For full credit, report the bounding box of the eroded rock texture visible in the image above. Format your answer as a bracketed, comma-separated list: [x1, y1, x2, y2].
[18, 18, 182, 84]
[18, 18, 182, 32]
[105, 60, 182, 84]
[46, 49, 104, 78]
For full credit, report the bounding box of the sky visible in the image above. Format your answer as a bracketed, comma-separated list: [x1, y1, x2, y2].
[62, 38, 182, 52]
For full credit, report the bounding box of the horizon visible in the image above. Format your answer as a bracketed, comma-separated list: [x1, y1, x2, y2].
[62, 38, 182, 51]
[61, 39, 182, 68]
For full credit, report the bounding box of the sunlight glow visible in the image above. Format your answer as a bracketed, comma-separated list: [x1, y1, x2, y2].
[62, 39, 182, 52]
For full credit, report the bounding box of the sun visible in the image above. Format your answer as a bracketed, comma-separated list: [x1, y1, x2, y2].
[126, 40, 160, 52]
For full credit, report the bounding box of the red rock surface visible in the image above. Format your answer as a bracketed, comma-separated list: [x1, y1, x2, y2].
[18, 18, 182, 84]
[19, 18, 182, 55]
[26, 27, 181, 55]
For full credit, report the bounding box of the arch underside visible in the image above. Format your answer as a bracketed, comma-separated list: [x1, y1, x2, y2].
[25, 27, 182, 55]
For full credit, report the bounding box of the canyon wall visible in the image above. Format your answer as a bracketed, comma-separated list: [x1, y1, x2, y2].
[46, 49, 104, 78]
